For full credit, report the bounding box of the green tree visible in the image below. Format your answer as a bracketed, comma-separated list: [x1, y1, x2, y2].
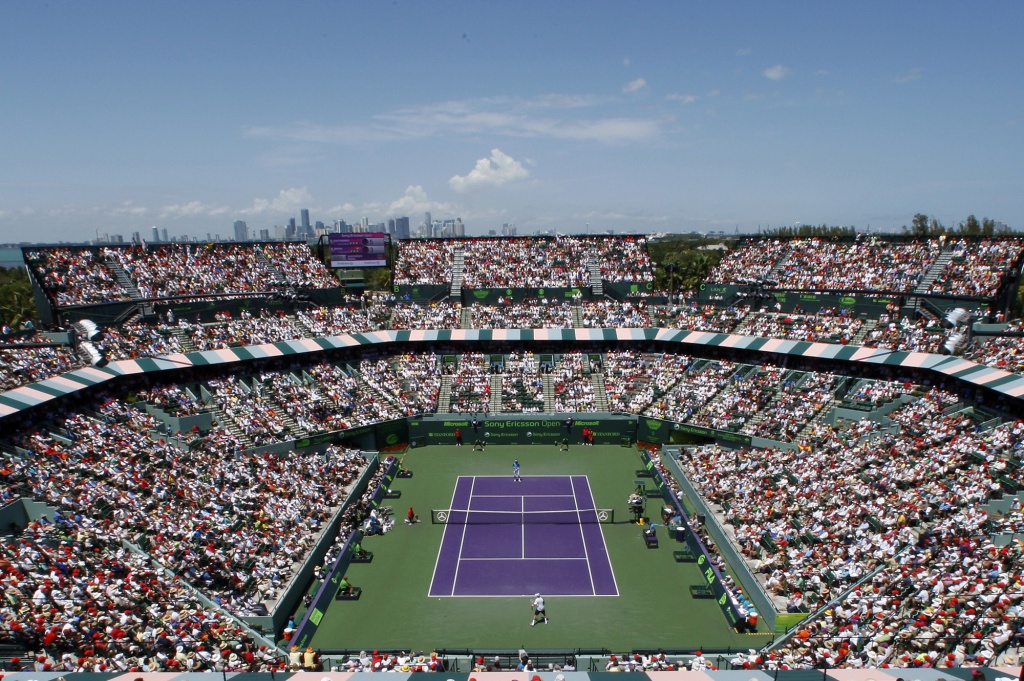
[907, 213, 930, 236]
[958, 215, 981, 235]
[0, 268, 37, 328]
[648, 236, 725, 293]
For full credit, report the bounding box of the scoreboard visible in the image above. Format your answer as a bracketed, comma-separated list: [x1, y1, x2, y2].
[328, 232, 388, 268]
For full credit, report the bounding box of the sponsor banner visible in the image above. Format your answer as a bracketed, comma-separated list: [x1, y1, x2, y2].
[637, 417, 752, 448]
[395, 284, 450, 302]
[603, 281, 656, 299]
[408, 415, 635, 446]
[293, 419, 408, 451]
[460, 287, 589, 305]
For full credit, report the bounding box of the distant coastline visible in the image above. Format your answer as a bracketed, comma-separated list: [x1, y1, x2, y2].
[0, 246, 24, 268]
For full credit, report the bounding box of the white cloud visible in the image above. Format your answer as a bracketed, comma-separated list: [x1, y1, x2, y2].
[623, 56, 631, 66]
[240, 187, 314, 216]
[371, 185, 460, 217]
[449, 149, 530, 193]
[159, 201, 230, 220]
[666, 93, 698, 105]
[814, 69, 829, 77]
[736, 47, 752, 57]
[250, 95, 663, 146]
[623, 78, 648, 94]
[244, 123, 390, 144]
[111, 201, 148, 217]
[763, 65, 791, 80]
[324, 203, 355, 216]
[526, 93, 596, 109]
[893, 68, 922, 84]
[574, 209, 670, 223]
[706, 89, 721, 98]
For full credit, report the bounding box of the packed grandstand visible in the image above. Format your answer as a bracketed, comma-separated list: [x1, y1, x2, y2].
[2, 233, 1024, 672]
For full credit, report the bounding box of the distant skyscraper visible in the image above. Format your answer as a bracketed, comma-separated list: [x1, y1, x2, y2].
[151, 226, 160, 242]
[424, 212, 432, 231]
[259, 229, 270, 241]
[299, 209, 313, 239]
[161, 228, 168, 242]
[395, 216, 410, 239]
[233, 220, 248, 242]
[287, 218, 297, 240]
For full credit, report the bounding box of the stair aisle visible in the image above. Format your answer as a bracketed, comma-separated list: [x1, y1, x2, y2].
[489, 374, 503, 413]
[542, 373, 556, 412]
[437, 375, 454, 414]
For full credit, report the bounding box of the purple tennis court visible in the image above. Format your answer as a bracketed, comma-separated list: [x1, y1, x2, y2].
[428, 475, 619, 597]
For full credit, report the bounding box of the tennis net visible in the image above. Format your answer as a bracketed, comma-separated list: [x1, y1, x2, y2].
[431, 508, 614, 525]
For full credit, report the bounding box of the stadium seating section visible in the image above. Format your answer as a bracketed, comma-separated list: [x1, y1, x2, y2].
[2, 234, 1024, 671]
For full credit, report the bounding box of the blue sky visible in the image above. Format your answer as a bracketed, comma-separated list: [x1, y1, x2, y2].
[2, 1, 1023, 243]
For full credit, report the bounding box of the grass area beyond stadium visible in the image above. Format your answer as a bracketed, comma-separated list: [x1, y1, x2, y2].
[307, 444, 759, 652]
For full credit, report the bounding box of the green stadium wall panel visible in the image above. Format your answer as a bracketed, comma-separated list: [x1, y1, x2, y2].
[615, 328, 649, 341]
[0, 396, 25, 416]
[247, 343, 286, 359]
[1, 385, 60, 407]
[71, 365, 122, 383]
[640, 450, 742, 628]
[653, 328, 689, 343]
[37, 373, 95, 392]
[17, 381, 74, 399]
[230, 346, 258, 361]
[983, 374, 1023, 391]
[721, 335, 769, 350]
[0, 668, 1008, 679]
[488, 328, 526, 341]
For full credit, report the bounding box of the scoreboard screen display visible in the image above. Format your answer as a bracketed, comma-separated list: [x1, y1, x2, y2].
[328, 233, 388, 268]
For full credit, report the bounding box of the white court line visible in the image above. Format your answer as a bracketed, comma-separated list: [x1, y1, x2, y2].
[520, 494, 525, 559]
[443, 592, 622, 598]
[472, 493, 576, 498]
[478, 474, 575, 477]
[570, 476, 598, 595]
[433, 474, 620, 598]
[428, 474, 465, 596]
[450, 476, 478, 596]
[579, 475, 621, 597]
[459, 556, 591, 561]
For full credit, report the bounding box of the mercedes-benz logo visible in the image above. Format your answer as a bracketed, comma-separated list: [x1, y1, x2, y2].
[597, 510, 609, 522]
[436, 511, 449, 522]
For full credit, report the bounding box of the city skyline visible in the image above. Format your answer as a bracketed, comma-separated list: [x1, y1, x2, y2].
[2, 1, 1023, 243]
